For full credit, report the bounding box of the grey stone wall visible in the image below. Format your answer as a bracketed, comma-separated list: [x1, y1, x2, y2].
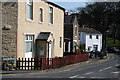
[2, 30, 17, 58]
[2, 2, 18, 59]
[0, 1, 2, 75]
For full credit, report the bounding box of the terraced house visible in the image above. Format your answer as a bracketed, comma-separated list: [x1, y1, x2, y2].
[2, 0, 65, 61]
[64, 14, 80, 54]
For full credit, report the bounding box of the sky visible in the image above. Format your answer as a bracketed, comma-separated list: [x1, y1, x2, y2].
[48, 0, 87, 11]
[55, 2, 87, 11]
[47, 0, 120, 11]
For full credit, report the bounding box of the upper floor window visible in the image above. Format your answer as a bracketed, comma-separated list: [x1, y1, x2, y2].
[60, 37, 62, 48]
[40, 8, 43, 22]
[96, 35, 99, 39]
[75, 25, 77, 36]
[49, 7, 53, 24]
[27, 0, 33, 20]
[90, 35, 92, 39]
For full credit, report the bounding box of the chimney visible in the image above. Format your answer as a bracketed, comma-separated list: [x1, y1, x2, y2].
[65, 12, 68, 16]
[83, 25, 88, 28]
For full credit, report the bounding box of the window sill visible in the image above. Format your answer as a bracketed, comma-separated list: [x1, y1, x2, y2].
[39, 21, 43, 24]
[26, 18, 33, 22]
[48, 23, 53, 26]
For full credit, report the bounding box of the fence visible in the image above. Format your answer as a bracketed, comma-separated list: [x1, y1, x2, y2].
[16, 58, 42, 70]
[16, 53, 89, 70]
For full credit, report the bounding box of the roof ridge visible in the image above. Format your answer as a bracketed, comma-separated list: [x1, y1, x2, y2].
[79, 27, 102, 34]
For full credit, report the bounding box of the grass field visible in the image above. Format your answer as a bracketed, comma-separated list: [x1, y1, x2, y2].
[103, 37, 120, 49]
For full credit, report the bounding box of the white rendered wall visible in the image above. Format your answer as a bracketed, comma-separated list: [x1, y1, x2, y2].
[79, 32, 102, 52]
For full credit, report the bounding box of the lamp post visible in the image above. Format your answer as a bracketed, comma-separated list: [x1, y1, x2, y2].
[105, 30, 109, 50]
[104, 30, 109, 58]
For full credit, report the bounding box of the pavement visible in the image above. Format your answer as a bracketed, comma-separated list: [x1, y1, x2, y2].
[1, 53, 115, 75]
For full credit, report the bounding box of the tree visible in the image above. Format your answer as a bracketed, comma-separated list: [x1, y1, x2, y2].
[77, 2, 120, 48]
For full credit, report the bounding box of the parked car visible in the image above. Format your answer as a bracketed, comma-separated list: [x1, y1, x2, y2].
[89, 50, 104, 58]
[107, 47, 120, 53]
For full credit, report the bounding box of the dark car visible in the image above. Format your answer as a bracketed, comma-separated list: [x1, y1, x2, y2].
[107, 47, 120, 53]
[89, 50, 103, 58]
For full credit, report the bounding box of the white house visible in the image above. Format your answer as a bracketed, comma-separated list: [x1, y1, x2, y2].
[79, 28, 102, 52]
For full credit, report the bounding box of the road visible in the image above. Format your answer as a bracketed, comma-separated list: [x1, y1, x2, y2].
[1, 54, 120, 79]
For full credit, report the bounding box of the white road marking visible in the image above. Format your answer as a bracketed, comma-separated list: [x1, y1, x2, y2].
[69, 75, 79, 78]
[115, 64, 120, 66]
[91, 77, 102, 78]
[79, 77, 86, 78]
[73, 59, 117, 72]
[111, 71, 120, 74]
[84, 72, 93, 75]
[99, 66, 112, 71]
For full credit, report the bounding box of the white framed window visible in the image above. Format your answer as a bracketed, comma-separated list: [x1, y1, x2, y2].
[60, 37, 62, 48]
[96, 35, 99, 39]
[40, 8, 43, 22]
[88, 46, 92, 51]
[90, 35, 92, 39]
[49, 7, 53, 24]
[27, 0, 33, 20]
[25, 35, 34, 58]
[93, 45, 98, 51]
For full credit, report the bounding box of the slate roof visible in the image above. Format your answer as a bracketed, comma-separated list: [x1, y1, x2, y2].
[64, 16, 75, 24]
[37, 32, 51, 40]
[64, 24, 73, 40]
[46, 1, 65, 11]
[79, 28, 102, 34]
[3, 1, 65, 11]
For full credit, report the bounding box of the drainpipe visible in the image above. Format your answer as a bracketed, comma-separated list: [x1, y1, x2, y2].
[0, 1, 2, 71]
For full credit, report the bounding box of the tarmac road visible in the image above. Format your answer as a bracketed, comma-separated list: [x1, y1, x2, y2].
[1, 53, 120, 79]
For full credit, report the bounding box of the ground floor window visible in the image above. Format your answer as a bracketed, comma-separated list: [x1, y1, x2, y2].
[88, 46, 92, 52]
[65, 42, 68, 52]
[93, 45, 98, 51]
[73, 41, 77, 52]
[65, 41, 70, 52]
[25, 35, 34, 58]
[39, 46, 44, 56]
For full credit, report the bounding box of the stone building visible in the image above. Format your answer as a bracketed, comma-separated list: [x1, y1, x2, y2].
[2, 2, 18, 59]
[2, 1, 65, 62]
[64, 14, 80, 54]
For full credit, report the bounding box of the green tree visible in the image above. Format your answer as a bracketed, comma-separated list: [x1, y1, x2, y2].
[77, 2, 120, 48]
